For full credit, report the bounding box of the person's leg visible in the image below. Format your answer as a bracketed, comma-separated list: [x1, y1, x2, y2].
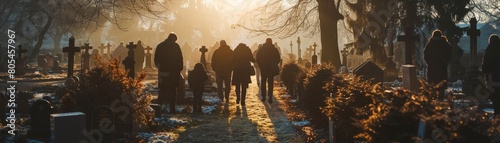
[196, 91, 203, 112]
[224, 74, 231, 102]
[216, 75, 224, 101]
[193, 91, 198, 113]
[241, 84, 248, 105]
[260, 75, 267, 102]
[267, 76, 274, 103]
[168, 86, 177, 113]
[235, 83, 241, 104]
[256, 68, 261, 86]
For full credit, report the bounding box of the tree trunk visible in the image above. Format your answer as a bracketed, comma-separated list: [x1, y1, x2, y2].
[29, 15, 53, 61]
[317, 0, 342, 68]
[53, 33, 63, 51]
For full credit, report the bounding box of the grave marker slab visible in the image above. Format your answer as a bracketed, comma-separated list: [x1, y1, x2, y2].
[28, 99, 53, 140]
[51, 112, 86, 143]
[354, 61, 383, 83]
[402, 65, 418, 91]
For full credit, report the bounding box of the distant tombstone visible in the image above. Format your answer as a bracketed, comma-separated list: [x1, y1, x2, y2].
[81, 43, 93, 71]
[63, 37, 81, 78]
[123, 42, 136, 78]
[56, 53, 63, 62]
[45, 52, 55, 68]
[402, 65, 418, 91]
[143, 46, 156, 72]
[14, 45, 28, 76]
[103, 43, 112, 61]
[41, 59, 49, 75]
[28, 99, 53, 140]
[51, 112, 86, 143]
[354, 61, 383, 83]
[91, 105, 115, 143]
[90, 49, 99, 67]
[37, 54, 45, 68]
[52, 60, 64, 73]
[98, 43, 106, 56]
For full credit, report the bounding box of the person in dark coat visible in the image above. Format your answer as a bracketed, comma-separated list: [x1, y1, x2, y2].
[232, 43, 255, 105]
[256, 38, 281, 103]
[211, 40, 234, 103]
[424, 30, 452, 100]
[135, 40, 145, 75]
[188, 63, 208, 113]
[482, 34, 500, 115]
[154, 33, 183, 113]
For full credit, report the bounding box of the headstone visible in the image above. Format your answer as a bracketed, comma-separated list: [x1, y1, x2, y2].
[14, 45, 28, 76]
[81, 43, 93, 71]
[199, 46, 208, 67]
[90, 49, 99, 67]
[52, 60, 64, 73]
[312, 42, 318, 65]
[37, 54, 45, 68]
[143, 46, 156, 72]
[102, 43, 112, 61]
[135, 40, 145, 74]
[354, 61, 384, 83]
[28, 99, 53, 140]
[297, 37, 303, 64]
[50, 112, 86, 143]
[341, 47, 349, 66]
[463, 18, 484, 97]
[56, 53, 63, 62]
[91, 106, 115, 143]
[98, 43, 106, 56]
[42, 59, 49, 75]
[402, 65, 418, 91]
[45, 52, 55, 68]
[113, 42, 127, 62]
[63, 37, 81, 78]
[123, 42, 136, 78]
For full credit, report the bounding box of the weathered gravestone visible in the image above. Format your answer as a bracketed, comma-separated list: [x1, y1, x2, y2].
[50, 112, 86, 143]
[28, 99, 53, 141]
[45, 52, 55, 68]
[63, 37, 81, 78]
[312, 42, 318, 65]
[91, 105, 115, 143]
[354, 61, 384, 83]
[143, 46, 156, 72]
[81, 43, 93, 71]
[52, 60, 64, 73]
[14, 45, 28, 76]
[56, 53, 63, 62]
[402, 65, 418, 91]
[123, 42, 136, 78]
[463, 18, 484, 97]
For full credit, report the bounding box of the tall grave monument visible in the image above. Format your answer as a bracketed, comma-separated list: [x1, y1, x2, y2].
[397, 0, 419, 91]
[463, 18, 484, 98]
[63, 37, 80, 78]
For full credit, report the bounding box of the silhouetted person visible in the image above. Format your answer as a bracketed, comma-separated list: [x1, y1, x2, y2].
[155, 33, 183, 113]
[482, 34, 500, 115]
[424, 30, 452, 100]
[135, 40, 145, 75]
[232, 43, 255, 105]
[188, 63, 208, 113]
[112, 42, 127, 62]
[256, 38, 281, 103]
[212, 40, 234, 103]
[253, 44, 262, 86]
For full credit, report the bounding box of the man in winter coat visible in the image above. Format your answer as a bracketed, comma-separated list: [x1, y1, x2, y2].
[211, 40, 233, 103]
[155, 33, 183, 113]
[424, 30, 452, 100]
[256, 38, 281, 103]
[482, 34, 500, 115]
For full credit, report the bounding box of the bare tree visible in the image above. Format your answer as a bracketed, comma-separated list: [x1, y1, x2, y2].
[239, 0, 344, 68]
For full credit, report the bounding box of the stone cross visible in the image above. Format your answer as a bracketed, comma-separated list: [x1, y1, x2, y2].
[200, 46, 208, 67]
[63, 37, 81, 78]
[341, 47, 349, 66]
[312, 42, 318, 65]
[297, 37, 302, 64]
[106, 43, 112, 54]
[467, 18, 480, 67]
[98, 43, 106, 55]
[143, 46, 155, 72]
[81, 43, 93, 71]
[123, 42, 136, 78]
[397, 1, 419, 65]
[289, 41, 293, 55]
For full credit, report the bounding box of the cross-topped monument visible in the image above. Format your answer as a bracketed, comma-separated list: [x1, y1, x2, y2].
[312, 42, 318, 65]
[297, 37, 302, 64]
[341, 47, 349, 66]
[397, 0, 419, 65]
[81, 43, 93, 71]
[289, 41, 293, 55]
[199, 46, 208, 67]
[463, 17, 483, 98]
[106, 43, 112, 54]
[98, 43, 106, 55]
[143, 46, 155, 72]
[63, 37, 81, 78]
[467, 18, 480, 67]
[123, 42, 136, 78]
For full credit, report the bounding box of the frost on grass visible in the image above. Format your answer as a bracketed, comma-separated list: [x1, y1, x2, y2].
[137, 132, 175, 143]
[292, 120, 310, 127]
[202, 106, 216, 114]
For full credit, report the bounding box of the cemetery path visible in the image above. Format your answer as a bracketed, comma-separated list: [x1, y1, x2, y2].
[171, 79, 303, 143]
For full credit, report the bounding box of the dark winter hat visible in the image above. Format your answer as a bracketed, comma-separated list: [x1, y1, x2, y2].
[265, 38, 273, 44]
[489, 34, 500, 44]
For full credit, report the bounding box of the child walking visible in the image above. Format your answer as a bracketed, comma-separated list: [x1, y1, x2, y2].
[188, 63, 208, 113]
